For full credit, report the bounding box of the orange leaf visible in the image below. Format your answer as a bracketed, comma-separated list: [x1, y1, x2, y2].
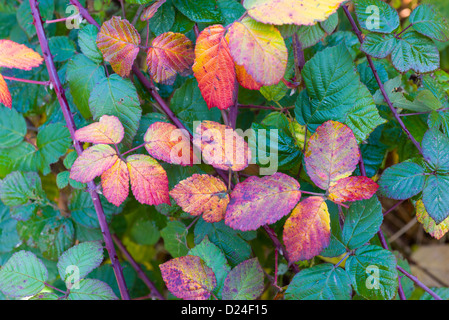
[0, 40, 43, 71]
[225, 172, 302, 231]
[147, 32, 194, 85]
[227, 17, 287, 86]
[235, 63, 262, 90]
[144, 122, 197, 166]
[0, 73, 12, 109]
[328, 176, 379, 203]
[244, 0, 345, 26]
[192, 25, 238, 110]
[193, 121, 251, 172]
[283, 196, 331, 262]
[70, 144, 118, 183]
[126, 154, 170, 205]
[170, 174, 230, 223]
[101, 158, 129, 206]
[75, 115, 124, 145]
[96, 16, 141, 77]
[141, 0, 166, 21]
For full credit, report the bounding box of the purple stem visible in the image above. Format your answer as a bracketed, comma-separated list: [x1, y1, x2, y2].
[30, 0, 130, 300]
[3, 76, 50, 86]
[112, 235, 165, 300]
[263, 225, 299, 273]
[398, 276, 406, 300]
[342, 5, 423, 155]
[383, 200, 405, 217]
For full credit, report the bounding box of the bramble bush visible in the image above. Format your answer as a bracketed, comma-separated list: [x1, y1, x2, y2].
[0, 0, 449, 301]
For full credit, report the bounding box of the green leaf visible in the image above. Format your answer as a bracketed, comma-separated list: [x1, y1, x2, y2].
[17, 0, 54, 38]
[0, 107, 27, 149]
[169, 78, 221, 133]
[422, 128, 449, 172]
[194, 219, 253, 267]
[0, 250, 48, 298]
[420, 287, 449, 300]
[130, 220, 160, 246]
[320, 12, 339, 34]
[361, 33, 397, 58]
[342, 196, 383, 250]
[390, 31, 440, 73]
[78, 25, 104, 64]
[295, 24, 325, 49]
[410, 4, 449, 42]
[38, 218, 75, 261]
[56, 171, 69, 189]
[57, 241, 104, 283]
[48, 36, 76, 62]
[172, 0, 223, 23]
[216, 0, 246, 25]
[188, 237, 231, 299]
[346, 245, 398, 300]
[422, 175, 449, 224]
[160, 220, 189, 258]
[0, 171, 45, 207]
[4, 142, 38, 174]
[89, 74, 142, 148]
[67, 278, 118, 300]
[378, 162, 426, 200]
[0, 203, 20, 253]
[66, 54, 106, 119]
[35, 123, 72, 175]
[221, 258, 264, 300]
[353, 0, 399, 33]
[148, 1, 175, 36]
[285, 264, 352, 300]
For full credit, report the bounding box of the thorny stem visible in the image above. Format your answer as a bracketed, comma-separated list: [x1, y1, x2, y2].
[342, 5, 423, 155]
[112, 235, 165, 300]
[263, 225, 300, 273]
[31, 0, 130, 300]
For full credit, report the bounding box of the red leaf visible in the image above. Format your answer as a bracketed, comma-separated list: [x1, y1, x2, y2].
[328, 176, 379, 203]
[144, 121, 198, 166]
[0, 40, 43, 71]
[0, 73, 12, 109]
[283, 196, 330, 261]
[147, 32, 194, 85]
[141, 0, 166, 21]
[96, 16, 141, 77]
[225, 172, 301, 231]
[70, 144, 118, 183]
[101, 158, 129, 206]
[126, 154, 170, 205]
[192, 25, 238, 110]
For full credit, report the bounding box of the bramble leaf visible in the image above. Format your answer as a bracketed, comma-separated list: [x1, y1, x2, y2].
[283, 196, 330, 261]
[378, 162, 426, 200]
[96, 16, 141, 77]
[101, 158, 129, 207]
[222, 258, 264, 300]
[70, 144, 118, 183]
[192, 25, 237, 110]
[409, 4, 449, 42]
[75, 115, 124, 145]
[227, 17, 287, 86]
[304, 120, 360, 190]
[285, 264, 352, 300]
[328, 176, 379, 203]
[170, 174, 230, 223]
[422, 175, 449, 224]
[160, 255, 217, 300]
[415, 199, 449, 240]
[243, 0, 345, 26]
[141, 0, 166, 21]
[67, 279, 118, 300]
[144, 121, 197, 166]
[147, 32, 194, 85]
[193, 121, 250, 172]
[0, 251, 48, 298]
[225, 172, 301, 231]
[421, 128, 449, 172]
[0, 39, 43, 70]
[0, 74, 11, 109]
[0, 107, 26, 148]
[126, 154, 170, 206]
[353, 0, 399, 33]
